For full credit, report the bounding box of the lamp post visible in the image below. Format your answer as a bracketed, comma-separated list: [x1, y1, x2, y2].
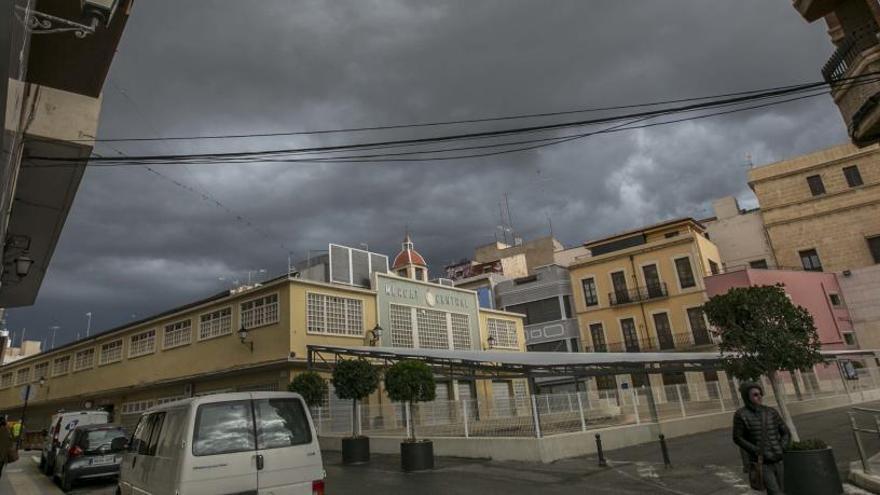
[49, 326, 59, 350]
[17, 376, 45, 448]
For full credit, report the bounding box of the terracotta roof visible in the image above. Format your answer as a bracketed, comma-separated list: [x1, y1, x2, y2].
[392, 249, 427, 269]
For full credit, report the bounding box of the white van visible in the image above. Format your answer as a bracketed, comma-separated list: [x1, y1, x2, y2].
[40, 409, 111, 475]
[118, 392, 324, 495]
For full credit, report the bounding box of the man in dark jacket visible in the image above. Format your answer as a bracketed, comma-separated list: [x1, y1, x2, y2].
[733, 381, 790, 494]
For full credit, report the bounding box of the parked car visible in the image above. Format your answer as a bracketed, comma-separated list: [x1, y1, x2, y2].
[40, 410, 110, 476]
[52, 424, 128, 492]
[118, 392, 324, 495]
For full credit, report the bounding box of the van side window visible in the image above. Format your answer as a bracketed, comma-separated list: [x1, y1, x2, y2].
[193, 401, 255, 456]
[146, 413, 166, 456]
[255, 398, 312, 449]
[130, 415, 151, 454]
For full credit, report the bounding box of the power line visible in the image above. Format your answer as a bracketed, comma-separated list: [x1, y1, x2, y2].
[80, 79, 823, 143]
[28, 72, 879, 168]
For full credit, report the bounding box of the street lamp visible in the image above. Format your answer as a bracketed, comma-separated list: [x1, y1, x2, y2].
[238, 325, 253, 352]
[368, 324, 383, 346]
[486, 334, 497, 350]
[17, 376, 45, 448]
[49, 326, 59, 350]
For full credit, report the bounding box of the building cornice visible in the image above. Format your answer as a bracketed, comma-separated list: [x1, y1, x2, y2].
[569, 234, 697, 269]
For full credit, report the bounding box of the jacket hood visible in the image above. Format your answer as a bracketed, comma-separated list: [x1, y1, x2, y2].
[739, 381, 763, 404]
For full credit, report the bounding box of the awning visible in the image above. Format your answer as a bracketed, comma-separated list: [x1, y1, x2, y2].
[306, 345, 878, 380]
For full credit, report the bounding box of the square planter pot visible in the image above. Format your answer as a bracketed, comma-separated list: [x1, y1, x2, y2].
[783, 447, 843, 495]
[400, 440, 434, 472]
[342, 436, 370, 464]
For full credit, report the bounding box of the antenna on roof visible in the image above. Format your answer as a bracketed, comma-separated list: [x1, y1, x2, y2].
[745, 152, 754, 168]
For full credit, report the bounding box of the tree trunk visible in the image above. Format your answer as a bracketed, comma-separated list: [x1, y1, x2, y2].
[351, 398, 358, 438]
[767, 371, 800, 443]
[409, 401, 417, 442]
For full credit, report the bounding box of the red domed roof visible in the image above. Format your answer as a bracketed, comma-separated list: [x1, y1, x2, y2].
[392, 249, 427, 269]
[392, 234, 427, 269]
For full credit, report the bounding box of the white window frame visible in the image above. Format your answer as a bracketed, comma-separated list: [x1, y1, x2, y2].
[198, 306, 233, 341]
[240, 292, 280, 329]
[52, 356, 71, 377]
[33, 362, 49, 382]
[0, 372, 12, 389]
[163, 319, 193, 350]
[487, 317, 519, 350]
[73, 348, 96, 372]
[99, 339, 124, 365]
[15, 367, 30, 385]
[129, 329, 156, 358]
[306, 292, 364, 338]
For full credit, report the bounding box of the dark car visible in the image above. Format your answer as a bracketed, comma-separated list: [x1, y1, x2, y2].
[52, 424, 128, 492]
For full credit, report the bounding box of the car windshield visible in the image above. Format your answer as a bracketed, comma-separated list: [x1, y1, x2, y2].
[81, 429, 127, 453]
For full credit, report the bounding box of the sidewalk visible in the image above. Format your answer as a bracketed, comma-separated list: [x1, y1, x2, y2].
[0, 452, 116, 495]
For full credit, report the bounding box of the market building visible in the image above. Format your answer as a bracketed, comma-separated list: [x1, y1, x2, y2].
[0, 240, 526, 431]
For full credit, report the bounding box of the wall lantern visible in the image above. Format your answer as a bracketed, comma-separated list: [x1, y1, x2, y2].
[238, 325, 253, 352]
[14, 256, 33, 278]
[368, 324, 383, 346]
[486, 334, 497, 350]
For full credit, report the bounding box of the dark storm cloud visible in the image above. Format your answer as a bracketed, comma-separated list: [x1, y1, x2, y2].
[7, 0, 847, 346]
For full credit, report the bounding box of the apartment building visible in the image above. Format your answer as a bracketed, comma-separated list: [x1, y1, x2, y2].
[701, 196, 777, 270]
[789, 0, 880, 146]
[496, 265, 579, 352]
[569, 218, 723, 392]
[749, 143, 880, 347]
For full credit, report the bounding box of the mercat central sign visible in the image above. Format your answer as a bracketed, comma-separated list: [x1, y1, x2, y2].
[381, 277, 474, 310]
[377, 275, 479, 312]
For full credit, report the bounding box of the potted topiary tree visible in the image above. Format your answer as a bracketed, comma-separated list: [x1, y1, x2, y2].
[288, 371, 328, 410]
[704, 285, 842, 495]
[332, 358, 380, 464]
[384, 360, 436, 471]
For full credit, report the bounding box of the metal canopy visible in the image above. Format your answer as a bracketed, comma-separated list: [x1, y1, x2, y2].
[306, 345, 880, 380]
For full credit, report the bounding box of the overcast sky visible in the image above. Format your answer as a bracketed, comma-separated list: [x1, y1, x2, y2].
[7, 0, 846, 348]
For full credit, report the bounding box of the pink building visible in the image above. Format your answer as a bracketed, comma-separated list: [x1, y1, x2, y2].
[704, 269, 856, 350]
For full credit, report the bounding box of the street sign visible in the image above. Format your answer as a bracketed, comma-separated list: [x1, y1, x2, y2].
[19, 384, 35, 401]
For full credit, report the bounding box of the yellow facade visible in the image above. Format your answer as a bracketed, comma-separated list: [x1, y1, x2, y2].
[0, 276, 525, 430]
[569, 219, 721, 356]
[748, 142, 880, 272]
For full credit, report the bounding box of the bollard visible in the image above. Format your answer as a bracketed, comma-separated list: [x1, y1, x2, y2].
[595, 433, 608, 467]
[659, 434, 672, 468]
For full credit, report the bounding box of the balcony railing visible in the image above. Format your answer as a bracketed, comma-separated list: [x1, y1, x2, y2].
[822, 26, 880, 84]
[607, 283, 668, 306]
[585, 331, 716, 353]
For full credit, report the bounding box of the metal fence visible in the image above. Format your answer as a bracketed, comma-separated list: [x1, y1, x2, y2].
[312, 367, 880, 439]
